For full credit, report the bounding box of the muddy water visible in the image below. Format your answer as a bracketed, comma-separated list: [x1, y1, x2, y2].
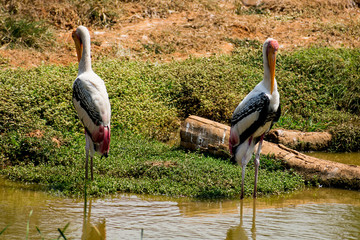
[305, 152, 360, 166]
[1, 178, 360, 240]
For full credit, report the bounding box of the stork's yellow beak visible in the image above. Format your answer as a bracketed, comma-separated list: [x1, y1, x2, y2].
[267, 47, 277, 94]
[72, 30, 82, 63]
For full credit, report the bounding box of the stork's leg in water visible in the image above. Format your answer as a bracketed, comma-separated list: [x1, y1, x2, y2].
[240, 136, 254, 199]
[240, 162, 246, 199]
[253, 134, 265, 198]
[90, 156, 94, 181]
[85, 133, 91, 181]
[85, 145, 89, 181]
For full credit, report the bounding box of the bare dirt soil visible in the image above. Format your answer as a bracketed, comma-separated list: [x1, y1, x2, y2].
[1, 0, 360, 68]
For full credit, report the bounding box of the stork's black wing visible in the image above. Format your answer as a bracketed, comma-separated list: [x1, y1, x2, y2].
[72, 78, 102, 126]
[231, 92, 270, 145]
[268, 104, 281, 130]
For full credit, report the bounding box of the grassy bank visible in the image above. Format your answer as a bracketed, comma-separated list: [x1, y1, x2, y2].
[1, 44, 359, 150]
[1, 130, 303, 198]
[0, 43, 359, 197]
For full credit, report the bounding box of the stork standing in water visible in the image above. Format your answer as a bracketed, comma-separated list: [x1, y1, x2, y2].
[229, 38, 281, 199]
[72, 26, 111, 181]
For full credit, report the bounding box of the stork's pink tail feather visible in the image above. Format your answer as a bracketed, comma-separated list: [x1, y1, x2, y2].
[100, 126, 110, 155]
[229, 128, 239, 156]
[91, 125, 110, 156]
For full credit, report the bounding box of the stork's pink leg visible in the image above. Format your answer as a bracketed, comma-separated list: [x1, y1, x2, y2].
[253, 134, 265, 198]
[240, 136, 254, 199]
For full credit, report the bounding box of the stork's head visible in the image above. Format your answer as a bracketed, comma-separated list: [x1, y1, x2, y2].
[72, 26, 90, 63]
[264, 38, 279, 94]
[72, 29, 82, 63]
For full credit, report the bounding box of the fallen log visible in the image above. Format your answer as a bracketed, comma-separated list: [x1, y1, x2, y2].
[261, 142, 360, 190]
[180, 115, 230, 158]
[266, 129, 332, 151]
[180, 115, 360, 190]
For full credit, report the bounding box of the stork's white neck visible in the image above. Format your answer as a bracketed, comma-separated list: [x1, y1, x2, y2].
[78, 28, 92, 74]
[262, 41, 275, 94]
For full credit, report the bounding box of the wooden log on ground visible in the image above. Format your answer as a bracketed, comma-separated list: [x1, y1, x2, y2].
[180, 115, 360, 190]
[180, 115, 230, 158]
[266, 129, 332, 151]
[261, 142, 360, 190]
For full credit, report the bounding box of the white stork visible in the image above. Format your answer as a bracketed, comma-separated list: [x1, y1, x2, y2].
[71, 26, 111, 181]
[229, 38, 281, 199]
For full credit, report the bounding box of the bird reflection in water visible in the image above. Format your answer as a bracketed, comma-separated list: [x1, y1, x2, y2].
[226, 199, 257, 240]
[82, 188, 106, 240]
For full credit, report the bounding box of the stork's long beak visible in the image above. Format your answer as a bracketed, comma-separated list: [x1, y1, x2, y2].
[72, 30, 82, 63]
[267, 48, 277, 94]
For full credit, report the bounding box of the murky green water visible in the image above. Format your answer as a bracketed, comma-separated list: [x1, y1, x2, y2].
[305, 152, 360, 166]
[1, 178, 359, 239]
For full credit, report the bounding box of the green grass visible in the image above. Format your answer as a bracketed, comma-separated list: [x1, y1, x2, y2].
[1, 131, 304, 198]
[0, 42, 359, 197]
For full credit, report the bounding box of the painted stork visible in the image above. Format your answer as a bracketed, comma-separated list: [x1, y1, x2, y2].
[229, 38, 281, 199]
[72, 26, 111, 181]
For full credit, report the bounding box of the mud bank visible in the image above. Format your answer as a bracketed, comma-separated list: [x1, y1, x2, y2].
[180, 115, 360, 190]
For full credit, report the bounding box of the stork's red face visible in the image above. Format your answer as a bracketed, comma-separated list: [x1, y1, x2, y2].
[267, 39, 279, 94]
[72, 30, 83, 63]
